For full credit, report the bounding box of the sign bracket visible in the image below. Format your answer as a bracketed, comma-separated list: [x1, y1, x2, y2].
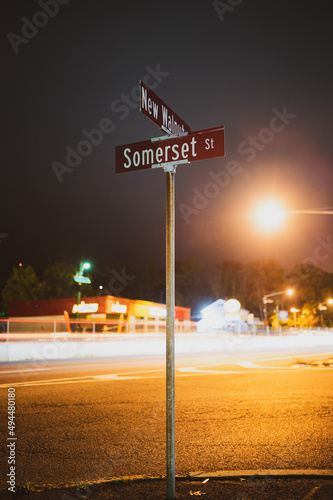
[152, 159, 188, 170]
[163, 163, 177, 173]
[151, 132, 189, 142]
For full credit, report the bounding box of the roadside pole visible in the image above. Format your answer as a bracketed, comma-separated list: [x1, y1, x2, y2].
[115, 81, 225, 500]
[76, 285, 81, 323]
[165, 166, 176, 499]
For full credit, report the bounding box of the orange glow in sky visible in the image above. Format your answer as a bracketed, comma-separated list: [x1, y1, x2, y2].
[253, 200, 286, 231]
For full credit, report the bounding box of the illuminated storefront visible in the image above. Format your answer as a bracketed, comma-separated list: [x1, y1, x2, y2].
[9, 296, 191, 333]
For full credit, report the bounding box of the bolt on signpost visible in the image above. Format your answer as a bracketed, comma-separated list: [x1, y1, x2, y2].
[115, 82, 225, 499]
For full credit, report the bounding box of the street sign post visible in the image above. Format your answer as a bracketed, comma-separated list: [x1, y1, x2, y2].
[115, 83, 226, 500]
[115, 126, 225, 174]
[73, 275, 91, 284]
[165, 165, 175, 499]
[140, 80, 191, 136]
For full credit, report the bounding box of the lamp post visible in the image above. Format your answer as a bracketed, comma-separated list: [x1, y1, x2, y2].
[290, 307, 299, 328]
[318, 298, 333, 327]
[73, 262, 91, 325]
[262, 289, 293, 325]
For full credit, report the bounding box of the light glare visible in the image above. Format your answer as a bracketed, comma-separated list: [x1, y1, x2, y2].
[254, 201, 286, 231]
[224, 299, 241, 313]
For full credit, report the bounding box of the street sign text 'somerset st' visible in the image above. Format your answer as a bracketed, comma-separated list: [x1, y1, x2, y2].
[115, 126, 225, 174]
[115, 82, 226, 500]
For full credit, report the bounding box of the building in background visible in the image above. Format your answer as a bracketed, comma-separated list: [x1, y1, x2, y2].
[197, 299, 251, 333]
[8, 296, 191, 334]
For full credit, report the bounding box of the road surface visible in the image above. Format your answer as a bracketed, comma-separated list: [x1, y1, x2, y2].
[0, 342, 332, 491]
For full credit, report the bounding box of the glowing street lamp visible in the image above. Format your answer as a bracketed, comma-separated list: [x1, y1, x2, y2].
[224, 299, 241, 314]
[262, 289, 293, 324]
[318, 298, 333, 311]
[318, 298, 333, 326]
[80, 261, 91, 274]
[253, 201, 333, 232]
[73, 262, 92, 284]
[253, 201, 287, 231]
[290, 307, 299, 327]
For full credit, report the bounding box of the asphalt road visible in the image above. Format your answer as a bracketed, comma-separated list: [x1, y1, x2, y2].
[0, 344, 332, 493]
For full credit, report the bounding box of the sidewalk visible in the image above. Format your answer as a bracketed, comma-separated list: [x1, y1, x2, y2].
[3, 471, 333, 499]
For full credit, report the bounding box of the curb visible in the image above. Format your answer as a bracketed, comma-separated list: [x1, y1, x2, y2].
[13, 470, 333, 492]
[189, 469, 333, 479]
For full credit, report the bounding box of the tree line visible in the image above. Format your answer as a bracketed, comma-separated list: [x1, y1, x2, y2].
[1, 258, 333, 326]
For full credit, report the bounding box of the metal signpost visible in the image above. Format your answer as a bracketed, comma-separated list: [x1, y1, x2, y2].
[115, 83, 226, 500]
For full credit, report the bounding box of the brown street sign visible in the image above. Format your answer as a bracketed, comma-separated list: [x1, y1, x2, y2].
[115, 126, 225, 174]
[140, 81, 191, 136]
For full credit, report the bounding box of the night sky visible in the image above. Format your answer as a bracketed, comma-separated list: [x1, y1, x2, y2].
[1, 0, 333, 281]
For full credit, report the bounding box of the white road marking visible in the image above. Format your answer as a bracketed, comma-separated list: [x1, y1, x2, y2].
[0, 375, 92, 388]
[207, 352, 333, 368]
[249, 352, 333, 362]
[178, 367, 245, 375]
[1, 352, 332, 388]
[0, 372, 203, 388]
[0, 368, 291, 388]
[236, 361, 287, 369]
[0, 368, 51, 374]
[93, 374, 142, 381]
[237, 361, 262, 368]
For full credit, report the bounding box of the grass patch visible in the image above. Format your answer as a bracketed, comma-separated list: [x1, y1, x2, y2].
[16, 482, 35, 495]
[292, 357, 333, 367]
[76, 481, 92, 493]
